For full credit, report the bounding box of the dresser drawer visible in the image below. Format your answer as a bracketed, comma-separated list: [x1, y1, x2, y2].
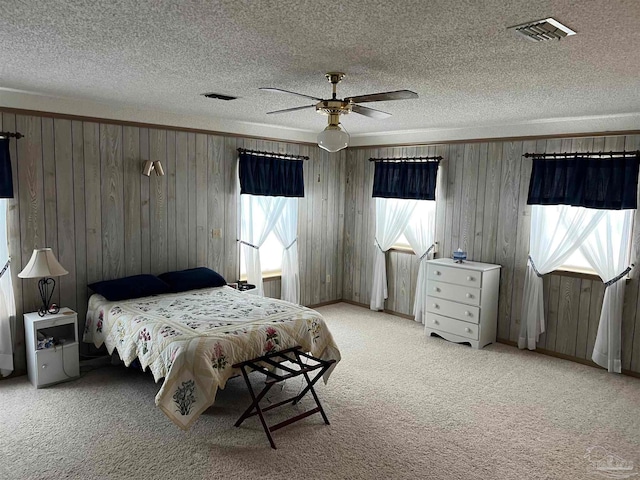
[35, 342, 79, 387]
[429, 281, 481, 306]
[427, 296, 480, 324]
[32, 310, 77, 329]
[427, 265, 482, 287]
[426, 313, 479, 340]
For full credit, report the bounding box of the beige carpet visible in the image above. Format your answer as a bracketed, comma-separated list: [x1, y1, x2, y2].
[1, 303, 639, 480]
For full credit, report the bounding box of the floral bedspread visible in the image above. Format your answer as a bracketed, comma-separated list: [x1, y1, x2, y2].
[83, 286, 341, 430]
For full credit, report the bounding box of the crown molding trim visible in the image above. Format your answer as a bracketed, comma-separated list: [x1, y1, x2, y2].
[348, 112, 640, 148]
[2, 89, 639, 148]
[0, 88, 318, 145]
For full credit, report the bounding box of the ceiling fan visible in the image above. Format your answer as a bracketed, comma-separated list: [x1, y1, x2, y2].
[260, 72, 418, 152]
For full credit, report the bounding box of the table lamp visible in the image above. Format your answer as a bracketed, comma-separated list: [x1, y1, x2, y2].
[18, 248, 68, 316]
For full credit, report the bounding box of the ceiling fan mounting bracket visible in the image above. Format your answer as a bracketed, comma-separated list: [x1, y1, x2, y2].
[325, 72, 345, 84]
[325, 72, 345, 99]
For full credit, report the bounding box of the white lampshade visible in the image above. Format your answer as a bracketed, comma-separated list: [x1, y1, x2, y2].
[317, 124, 349, 153]
[18, 248, 68, 278]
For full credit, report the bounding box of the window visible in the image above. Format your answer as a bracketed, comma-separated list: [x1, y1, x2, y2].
[239, 175, 301, 303]
[393, 232, 411, 250]
[560, 248, 596, 273]
[240, 195, 284, 279]
[0, 137, 16, 376]
[0, 198, 15, 376]
[391, 200, 437, 251]
[540, 206, 634, 275]
[527, 154, 637, 276]
[238, 153, 303, 301]
[240, 232, 283, 277]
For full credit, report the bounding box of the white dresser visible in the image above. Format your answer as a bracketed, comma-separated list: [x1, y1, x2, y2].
[424, 258, 501, 349]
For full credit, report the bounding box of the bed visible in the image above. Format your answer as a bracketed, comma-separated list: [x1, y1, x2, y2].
[83, 286, 341, 430]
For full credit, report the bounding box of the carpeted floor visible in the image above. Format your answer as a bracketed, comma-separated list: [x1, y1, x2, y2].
[1, 303, 639, 480]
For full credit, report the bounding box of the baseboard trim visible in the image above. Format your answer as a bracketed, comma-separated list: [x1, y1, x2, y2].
[8, 299, 639, 380]
[340, 299, 416, 320]
[496, 338, 640, 379]
[338, 300, 640, 379]
[308, 299, 343, 309]
[0, 369, 27, 380]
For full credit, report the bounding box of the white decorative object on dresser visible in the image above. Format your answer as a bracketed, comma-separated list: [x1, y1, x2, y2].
[424, 258, 501, 349]
[24, 308, 80, 388]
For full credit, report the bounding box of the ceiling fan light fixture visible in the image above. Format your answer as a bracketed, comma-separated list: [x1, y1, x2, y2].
[317, 123, 349, 153]
[262, 72, 418, 151]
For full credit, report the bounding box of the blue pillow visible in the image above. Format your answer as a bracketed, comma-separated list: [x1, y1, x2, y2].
[88, 275, 171, 301]
[159, 267, 227, 293]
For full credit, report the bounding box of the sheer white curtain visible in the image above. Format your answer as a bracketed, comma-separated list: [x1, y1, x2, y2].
[273, 197, 300, 304]
[240, 194, 287, 296]
[579, 210, 633, 372]
[370, 198, 417, 310]
[0, 199, 15, 376]
[403, 200, 437, 324]
[519, 205, 606, 350]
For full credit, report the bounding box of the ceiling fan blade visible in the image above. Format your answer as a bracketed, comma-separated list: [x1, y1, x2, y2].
[351, 104, 392, 119]
[260, 87, 323, 101]
[346, 89, 418, 103]
[266, 104, 317, 115]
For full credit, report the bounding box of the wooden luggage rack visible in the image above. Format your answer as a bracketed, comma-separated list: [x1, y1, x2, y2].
[233, 345, 336, 449]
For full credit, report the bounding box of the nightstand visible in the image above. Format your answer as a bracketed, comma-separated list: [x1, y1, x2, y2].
[24, 308, 80, 388]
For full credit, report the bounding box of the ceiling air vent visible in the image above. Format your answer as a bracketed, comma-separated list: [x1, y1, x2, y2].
[201, 92, 237, 101]
[508, 18, 576, 42]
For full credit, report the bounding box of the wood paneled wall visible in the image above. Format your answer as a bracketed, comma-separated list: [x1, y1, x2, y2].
[5, 107, 639, 376]
[1, 112, 346, 372]
[343, 135, 640, 374]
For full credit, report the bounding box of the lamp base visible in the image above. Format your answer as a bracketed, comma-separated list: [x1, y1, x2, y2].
[37, 277, 60, 317]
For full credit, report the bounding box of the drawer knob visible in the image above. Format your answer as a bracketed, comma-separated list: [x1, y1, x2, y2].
[465, 327, 471, 333]
[433, 319, 439, 325]
[434, 287, 440, 292]
[435, 270, 441, 275]
[465, 311, 471, 317]
[433, 303, 439, 309]
[466, 293, 472, 298]
[41, 364, 47, 369]
[466, 276, 474, 281]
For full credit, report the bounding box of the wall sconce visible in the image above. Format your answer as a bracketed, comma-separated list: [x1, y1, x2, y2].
[142, 160, 165, 176]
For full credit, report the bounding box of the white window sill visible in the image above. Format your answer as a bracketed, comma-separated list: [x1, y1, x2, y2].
[239, 271, 282, 282]
[551, 267, 600, 282]
[389, 245, 415, 254]
[550, 267, 631, 284]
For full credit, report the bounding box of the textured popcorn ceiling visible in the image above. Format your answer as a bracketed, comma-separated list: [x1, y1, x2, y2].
[1, 0, 639, 137]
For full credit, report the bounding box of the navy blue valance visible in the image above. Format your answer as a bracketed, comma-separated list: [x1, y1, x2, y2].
[239, 153, 304, 197]
[527, 156, 640, 210]
[372, 161, 439, 200]
[0, 139, 14, 199]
